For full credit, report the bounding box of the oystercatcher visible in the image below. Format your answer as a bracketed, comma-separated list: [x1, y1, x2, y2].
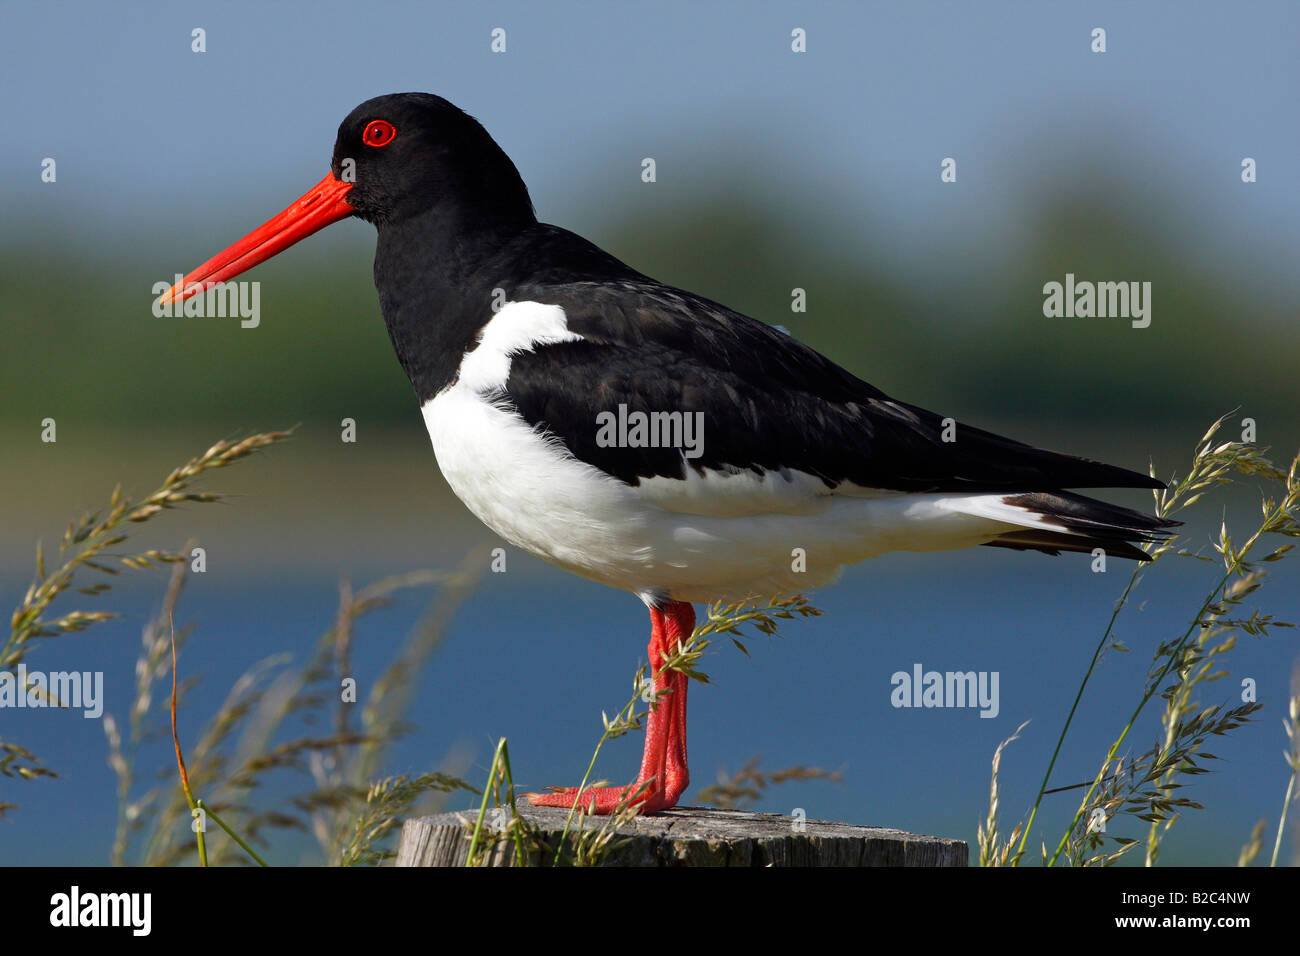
[160, 93, 1175, 814]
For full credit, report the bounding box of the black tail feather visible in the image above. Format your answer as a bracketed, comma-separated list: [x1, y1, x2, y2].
[983, 491, 1180, 562]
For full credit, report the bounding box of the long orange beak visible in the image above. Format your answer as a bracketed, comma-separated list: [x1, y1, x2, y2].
[158, 172, 355, 306]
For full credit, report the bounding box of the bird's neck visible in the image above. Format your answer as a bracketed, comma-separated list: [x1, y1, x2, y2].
[372, 209, 527, 403]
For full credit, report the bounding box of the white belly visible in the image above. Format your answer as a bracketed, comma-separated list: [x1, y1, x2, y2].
[424, 387, 1023, 603]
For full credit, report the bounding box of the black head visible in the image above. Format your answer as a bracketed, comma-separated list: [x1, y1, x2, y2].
[330, 92, 536, 230]
[158, 92, 544, 387]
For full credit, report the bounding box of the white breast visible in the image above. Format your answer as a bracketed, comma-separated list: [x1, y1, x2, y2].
[424, 301, 660, 593]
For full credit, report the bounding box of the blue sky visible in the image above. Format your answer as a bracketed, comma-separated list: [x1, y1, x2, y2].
[5, 0, 1299, 284]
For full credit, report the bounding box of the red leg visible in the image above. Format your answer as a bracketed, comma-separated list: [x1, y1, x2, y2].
[667, 652, 689, 795]
[527, 601, 696, 815]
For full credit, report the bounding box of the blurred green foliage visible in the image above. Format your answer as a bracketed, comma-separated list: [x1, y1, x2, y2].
[3, 171, 1294, 439]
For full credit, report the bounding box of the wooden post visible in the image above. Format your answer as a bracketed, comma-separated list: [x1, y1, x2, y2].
[395, 804, 967, 867]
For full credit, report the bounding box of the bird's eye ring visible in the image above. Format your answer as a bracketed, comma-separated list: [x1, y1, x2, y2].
[363, 119, 397, 148]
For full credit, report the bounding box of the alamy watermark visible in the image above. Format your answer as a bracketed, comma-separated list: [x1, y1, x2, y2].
[595, 403, 704, 459]
[152, 276, 260, 329]
[1042, 273, 1151, 328]
[0, 664, 103, 718]
[890, 662, 999, 718]
[50, 886, 150, 935]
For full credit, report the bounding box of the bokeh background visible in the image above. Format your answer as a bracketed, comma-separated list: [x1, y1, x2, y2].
[2, 0, 1298, 864]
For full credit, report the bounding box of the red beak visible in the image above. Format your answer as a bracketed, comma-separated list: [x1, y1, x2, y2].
[158, 172, 354, 306]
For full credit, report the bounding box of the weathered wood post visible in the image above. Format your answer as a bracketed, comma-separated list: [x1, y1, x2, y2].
[396, 804, 968, 867]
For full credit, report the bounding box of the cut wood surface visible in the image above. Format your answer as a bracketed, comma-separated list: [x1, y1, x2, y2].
[396, 803, 968, 867]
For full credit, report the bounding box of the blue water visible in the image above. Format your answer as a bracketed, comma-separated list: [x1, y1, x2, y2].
[3, 542, 1296, 866]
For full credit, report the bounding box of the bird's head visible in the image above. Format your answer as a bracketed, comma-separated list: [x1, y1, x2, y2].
[331, 92, 533, 227]
[158, 92, 533, 307]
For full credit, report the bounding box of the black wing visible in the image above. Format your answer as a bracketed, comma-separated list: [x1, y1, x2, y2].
[503, 275, 1162, 494]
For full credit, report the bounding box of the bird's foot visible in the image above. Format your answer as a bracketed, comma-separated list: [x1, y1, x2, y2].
[525, 774, 684, 815]
[527, 601, 695, 817]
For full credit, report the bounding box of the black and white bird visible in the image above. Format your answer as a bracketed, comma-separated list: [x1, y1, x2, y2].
[161, 93, 1175, 814]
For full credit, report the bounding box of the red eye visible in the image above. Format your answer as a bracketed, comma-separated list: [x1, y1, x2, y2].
[363, 119, 396, 148]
